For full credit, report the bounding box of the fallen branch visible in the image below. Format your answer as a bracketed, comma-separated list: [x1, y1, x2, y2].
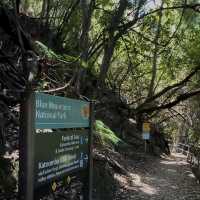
[94, 150, 129, 176]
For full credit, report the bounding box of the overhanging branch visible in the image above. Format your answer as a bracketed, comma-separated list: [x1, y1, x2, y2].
[116, 3, 200, 40]
[137, 66, 200, 111]
[136, 88, 200, 114]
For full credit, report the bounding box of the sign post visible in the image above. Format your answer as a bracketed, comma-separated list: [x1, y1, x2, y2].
[19, 91, 35, 200]
[19, 92, 93, 200]
[88, 101, 94, 200]
[142, 122, 151, 153]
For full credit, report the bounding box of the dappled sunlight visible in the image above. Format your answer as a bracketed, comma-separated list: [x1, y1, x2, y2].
[113, 153, 200, 199]
[129, 173, 141, 184]
[114, 173, 158, 195]
[129, 173, 158, 195]
[160, 160, 187, 166]
[160, 154, 188, 166]
[166, 168, 177, 173]
[160, 160, 178, 165]
[114, 172, 158, 196]
[183, 170, 196, 179]
[139, 183, 158, 195]
[188, 173, 195, 179]
[170, 185, 179, 189]
[171, 153, 187, 159]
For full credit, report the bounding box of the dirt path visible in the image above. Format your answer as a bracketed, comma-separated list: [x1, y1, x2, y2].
[114, 153, 200, 200]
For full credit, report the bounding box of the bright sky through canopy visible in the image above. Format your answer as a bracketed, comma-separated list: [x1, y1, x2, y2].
[146, 0, 162, 9]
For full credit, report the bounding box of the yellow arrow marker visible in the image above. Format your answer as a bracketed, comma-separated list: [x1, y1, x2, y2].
[67, 176, 71, 184]
[52, 182, 57, 192]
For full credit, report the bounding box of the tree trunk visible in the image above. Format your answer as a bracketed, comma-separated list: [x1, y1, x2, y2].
[76, 0, 94, 94]
[147, 1, 164, 98]
[45, 0, 51, 27]
[40, 0, 47, 19]
[98, 0, 129, 86]
[98, 37, 116, 87]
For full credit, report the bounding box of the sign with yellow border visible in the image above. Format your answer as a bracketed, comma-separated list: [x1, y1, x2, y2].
[143, 122, 151, 133]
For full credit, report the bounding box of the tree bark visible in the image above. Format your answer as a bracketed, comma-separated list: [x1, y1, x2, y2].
[40, 0, 47, 19]
[99, 38, 116, 86]
[76, 0, 94, 94]
[98, 0, 129, 86]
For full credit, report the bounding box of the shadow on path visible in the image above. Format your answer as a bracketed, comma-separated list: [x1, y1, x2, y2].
[114, 153, 200, 200]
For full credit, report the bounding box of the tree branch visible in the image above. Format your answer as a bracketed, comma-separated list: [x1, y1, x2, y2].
[41, 77, 74, 93]
[137, 66, 200, 110]
[136, 88, 200, 114]
[116, 3, 200, 40]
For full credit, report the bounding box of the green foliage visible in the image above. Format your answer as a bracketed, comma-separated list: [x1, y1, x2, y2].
[35, 41, 59, 59]
[14, 0, 200, 146]
[35, 41, 78, 62]
[95, 120, 128, 149]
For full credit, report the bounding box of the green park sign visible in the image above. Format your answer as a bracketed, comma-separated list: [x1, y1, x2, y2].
[35, 93, 90, 129]
[34, 129, 89, 188]
[19, 92, 93, 200]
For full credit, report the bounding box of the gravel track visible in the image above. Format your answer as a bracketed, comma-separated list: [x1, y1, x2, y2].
[114, 153, 200, 200]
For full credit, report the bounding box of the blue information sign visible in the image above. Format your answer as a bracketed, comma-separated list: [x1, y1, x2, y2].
[35, 93, 90, 129]
[142, 132, 150, 140]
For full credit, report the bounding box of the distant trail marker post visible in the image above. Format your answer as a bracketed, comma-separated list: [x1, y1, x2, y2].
[142, 122, 151, 153]
[19, 92, 93, 200]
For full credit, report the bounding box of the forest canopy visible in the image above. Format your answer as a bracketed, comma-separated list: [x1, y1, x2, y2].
[1, 0, 200, 139]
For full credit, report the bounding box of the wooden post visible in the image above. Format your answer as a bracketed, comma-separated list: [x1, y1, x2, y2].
[19, 91, 35, 200]
[83, 101, 94, 200]
[144, 140, 147, 153]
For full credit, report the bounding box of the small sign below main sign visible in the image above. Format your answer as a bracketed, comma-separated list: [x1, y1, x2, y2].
[34, 129, 89, 188]
[142, 132, 150, 140]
